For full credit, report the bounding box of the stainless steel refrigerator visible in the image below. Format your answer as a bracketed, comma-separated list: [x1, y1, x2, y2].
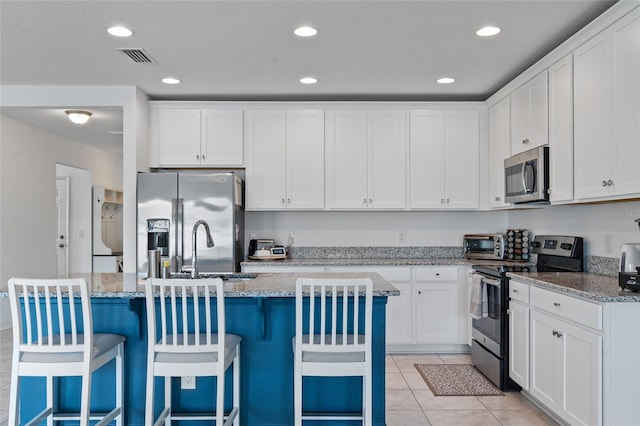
[137, 172, 244, 277]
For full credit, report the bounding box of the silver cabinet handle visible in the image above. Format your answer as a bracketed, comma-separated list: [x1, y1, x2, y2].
[363, 198, 367, 204]
[522, 138, 530, 144]
[507, 309, 511, 315]
[196, 155, 200, 160]
[418, 290, 422, 295]
[287, 198, 291, 204]
[553, 302, 560, 307]
[446, 198, 450, 204]
[369, 198, 373, 203]
[281, 198, 285, 204]
[440, 198, 444, 204]
[607, 179, 614, 186]
[552, 330, 563, 338]
[602, 180, 608, 187]
[495, 196, 501, 202]
[512, 288, 519, 293]
[201, 155, 205, 160]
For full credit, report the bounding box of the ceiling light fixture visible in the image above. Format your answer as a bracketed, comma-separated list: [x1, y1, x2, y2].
[294, 26, 318, 37]
[476, 26, 501, 37]
[162, 77, 181, 84]
[300, 77, 318, 84]
[107, 26, 133, 37]
[437, 77, 456, 84]
[65, 110, 92, 125]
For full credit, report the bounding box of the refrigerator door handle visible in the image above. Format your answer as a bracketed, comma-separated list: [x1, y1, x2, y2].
[172, 198, 184, 272]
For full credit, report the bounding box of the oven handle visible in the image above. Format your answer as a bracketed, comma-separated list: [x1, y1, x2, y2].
[473, 274, 501, 287]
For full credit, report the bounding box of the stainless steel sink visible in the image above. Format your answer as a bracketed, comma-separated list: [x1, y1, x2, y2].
[168, 272, 257, 281]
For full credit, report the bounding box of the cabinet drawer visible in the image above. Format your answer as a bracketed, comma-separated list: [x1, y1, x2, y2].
[416, 266, 458, 281]
[530, 286, 602, 330]
[327, 266, 411, 282]
[509, 280, 530, 303]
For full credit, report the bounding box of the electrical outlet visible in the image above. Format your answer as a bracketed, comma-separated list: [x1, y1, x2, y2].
[399, 231, 406, 244]
[181, 376, 196, 389]
[604, 234, 613, 254]
[250, 232, 256, 240]
[287, 231, 295, 246]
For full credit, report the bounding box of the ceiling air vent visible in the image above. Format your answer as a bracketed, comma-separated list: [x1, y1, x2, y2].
[117, 48, 156, 64]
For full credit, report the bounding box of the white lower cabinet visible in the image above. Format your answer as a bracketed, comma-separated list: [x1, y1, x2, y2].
[415, 267, 460, 344]
[509, 280, 605, 426]
[530, 310, 601, 426]
[508, 300, 529, 390]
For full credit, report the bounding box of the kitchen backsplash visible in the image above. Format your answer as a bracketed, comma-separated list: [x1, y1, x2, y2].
[586, 256, 620, 277]
[286, 246, 464, 259]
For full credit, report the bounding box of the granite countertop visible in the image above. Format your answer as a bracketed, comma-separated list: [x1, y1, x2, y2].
[507, 272, 640, 303]
[0, 272, 399, 298]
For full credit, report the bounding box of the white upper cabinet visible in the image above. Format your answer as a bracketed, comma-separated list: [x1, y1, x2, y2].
[574, 8, 640, 200]
[488, 97, 511, 208]
[410, 109, 480, 209]
[151, 107, 243, 167]
[548, 54, 574, 203]
[245, 109, 325, 210]
[510, 70, 549, 155]
[326, 110, 406, 209]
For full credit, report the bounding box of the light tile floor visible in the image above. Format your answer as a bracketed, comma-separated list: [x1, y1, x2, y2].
[386, 354, 559, 425]
[0, 327, 557, 426]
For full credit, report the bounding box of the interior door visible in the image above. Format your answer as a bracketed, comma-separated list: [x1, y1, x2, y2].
[56, 177, 69, 276]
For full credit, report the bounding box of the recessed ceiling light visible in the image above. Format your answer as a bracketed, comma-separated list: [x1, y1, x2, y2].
[476, 26, 501, 37]
[294, 26, 318, 37]
[300, 77, 318, 84]
[437, 77, 456, 84]
[162, 77, 181, 85]
[65, 110, 92, 125]
[107, 26, 133, 37]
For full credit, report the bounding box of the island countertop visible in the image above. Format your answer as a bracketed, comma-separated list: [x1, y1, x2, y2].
[0, 272, 400, 298]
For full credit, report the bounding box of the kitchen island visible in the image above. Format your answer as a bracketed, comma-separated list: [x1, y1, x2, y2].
[3, 272, 398, 426]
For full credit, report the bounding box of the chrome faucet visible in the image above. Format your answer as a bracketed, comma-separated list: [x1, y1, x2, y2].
[191, 220, 215, 279]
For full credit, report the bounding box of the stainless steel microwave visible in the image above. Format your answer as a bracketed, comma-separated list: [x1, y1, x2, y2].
[504, 146, 549, 204]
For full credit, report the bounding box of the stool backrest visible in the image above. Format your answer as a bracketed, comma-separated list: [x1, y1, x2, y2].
[295, 278, 373, 355]
[8, 278, 92, 357]
[146, 278, 225, 354]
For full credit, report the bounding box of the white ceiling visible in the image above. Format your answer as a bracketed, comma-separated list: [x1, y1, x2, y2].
[0, 0, 617, 153]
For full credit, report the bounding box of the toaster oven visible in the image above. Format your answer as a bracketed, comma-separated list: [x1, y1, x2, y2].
[464, 234, 505, 260]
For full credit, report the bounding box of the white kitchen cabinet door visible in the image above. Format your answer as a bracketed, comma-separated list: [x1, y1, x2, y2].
[157, 109, 202, 166]
[611, 10, 640, 197]
[245, 110, 287, 209]
[326, 110, 406, 209]
[415, 282, 458, 344]
[530, 309, 602, 426]
[488, 96, 511, 208]
[548, 55, 574, 203]
[410, 110, 479, 209]
[325, 110, 369, 209]
[444, 110, 480, 209]
[574, 33, 614, 200]
[511, 71, 549, 155]
[286, 110, 325, 209]
[385, 281, 413, 344]
[368, 110, 406, 209]
[508, 300, 529, 390]
[530, 309, 563, 410]
[409, 110, 445, 209]
[201, 109, 243, 166]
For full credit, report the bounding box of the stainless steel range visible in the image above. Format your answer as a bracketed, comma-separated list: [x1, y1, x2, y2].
[469, 235, 584, 390]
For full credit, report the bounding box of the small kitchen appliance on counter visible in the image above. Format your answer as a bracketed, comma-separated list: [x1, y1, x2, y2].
[248, 239, 286, 260]
[470, 235, 583, 390]
[463, 234, 505, 260]
[619, 243, 640, 291]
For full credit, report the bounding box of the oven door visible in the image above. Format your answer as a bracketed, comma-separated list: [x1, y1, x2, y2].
[471, 275, 503, 357]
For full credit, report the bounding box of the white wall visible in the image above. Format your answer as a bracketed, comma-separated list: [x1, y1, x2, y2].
[0, 116, 123, 328]
[246, 210, 508, 248]
[506, 200, 640, 258]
